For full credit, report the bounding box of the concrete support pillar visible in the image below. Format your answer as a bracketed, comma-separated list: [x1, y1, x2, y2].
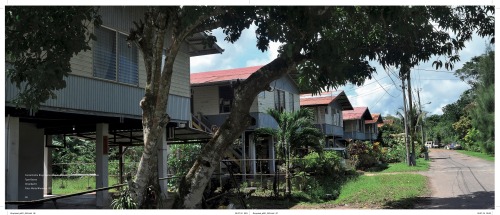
[249, 133, 256, 177]
[96, 123, 109, 208]
[6, 116, 19, 209]
[268, 137, 276, 174]
[44, 135, 53, 195]
[158, 126, 170, 198]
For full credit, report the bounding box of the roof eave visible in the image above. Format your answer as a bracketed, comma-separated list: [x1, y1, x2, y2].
[186, 32, 224, 57]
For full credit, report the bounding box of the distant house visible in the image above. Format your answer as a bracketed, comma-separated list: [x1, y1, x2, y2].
[342, 107, 373, 141]
[299, 91, 353, 148]
[365, 114, 384, 141]
[5, 6, 221, 208]
[191, 65, 300, 178]
[378, 119, 395, 128]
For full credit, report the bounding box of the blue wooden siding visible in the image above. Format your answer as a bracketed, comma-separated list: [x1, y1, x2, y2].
[316, 124, 344, 137]
[100, 7, 146, 34]
[203, 112, 279, 130]
[271, 76, 299, 94]
[343, 132, 366, 140]
[5, 75, 190, 121]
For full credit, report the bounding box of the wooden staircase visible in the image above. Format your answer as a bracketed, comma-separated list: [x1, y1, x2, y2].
[191, 113, 213, 134]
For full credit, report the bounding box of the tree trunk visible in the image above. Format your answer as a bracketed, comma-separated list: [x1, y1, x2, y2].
[126, 7, 175, 208]
[130, 124, 162, 208]
[176, 57, 300, 208]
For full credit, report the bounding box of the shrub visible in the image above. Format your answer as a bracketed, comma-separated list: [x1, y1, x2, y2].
[380, 134, 408, 163]
[167, 144, 202, 190]
[293, 177, 340, 202]
[347, 141, 380, 170]
[298, 151, 342, 176]
[111, 187, 137, 209]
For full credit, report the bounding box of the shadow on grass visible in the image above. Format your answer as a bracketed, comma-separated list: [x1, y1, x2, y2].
[383, 191, 494, 209]
[246, 196, 302, 209]
[364, 163, 389, 172]
[383, 197, 431, 209]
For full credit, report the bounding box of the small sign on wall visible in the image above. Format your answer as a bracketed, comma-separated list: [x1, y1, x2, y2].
[103, 136, 108, 155]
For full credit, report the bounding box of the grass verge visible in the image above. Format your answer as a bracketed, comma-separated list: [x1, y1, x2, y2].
[247, 173, 428, 209]
[52, 176, 120, 195]
[333, 174, 428, 208]
[381, 158, 430, 173]
[456, 150, 494, 162]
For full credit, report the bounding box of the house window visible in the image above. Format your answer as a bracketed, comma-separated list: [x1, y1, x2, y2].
[274, 89, 285, 112]
[93, 26, 139, 85]
[219, 85, 234, 113]
[289, 93, 294, 112]
[325, 107, 329, 114]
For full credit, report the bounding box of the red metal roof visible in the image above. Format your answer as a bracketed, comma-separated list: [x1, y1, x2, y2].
[191, 65, 263, 85]
[342, 107, 373, 120]
[300, 91, 342, 106]
[299, 91, 354, 110]
[366, 113, 383, 124]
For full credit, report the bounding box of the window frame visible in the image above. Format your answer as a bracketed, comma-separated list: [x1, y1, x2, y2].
[93, 25, 139, 86]
[219, 85, 234, 113]
[274, 89, 286, 112]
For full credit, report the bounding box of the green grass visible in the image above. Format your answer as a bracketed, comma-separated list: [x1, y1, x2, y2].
[456, 150, 495, 162]
[381, 158, 430, 173]
[52, 176, 121, 195]
[333, 174, 428, 208]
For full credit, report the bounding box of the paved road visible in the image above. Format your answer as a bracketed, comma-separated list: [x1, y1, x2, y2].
[419, 149, 495, 209]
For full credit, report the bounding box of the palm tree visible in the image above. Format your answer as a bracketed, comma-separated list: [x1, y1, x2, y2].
[255, 108, 323, 197]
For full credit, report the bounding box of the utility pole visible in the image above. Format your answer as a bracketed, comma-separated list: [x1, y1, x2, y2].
[401, 76, 411, 166]
[407, 71, 416, 166]
[417, 89, 425, 147]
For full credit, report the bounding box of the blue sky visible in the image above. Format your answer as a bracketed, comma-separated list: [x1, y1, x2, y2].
[191, 24, 493, 117]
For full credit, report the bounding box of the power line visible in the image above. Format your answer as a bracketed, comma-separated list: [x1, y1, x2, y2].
[412, 68, 455, 73]
[347, 84, 394, 99]
[342, 75, 390, 94]
[418, 78, 462, 80]
[374, 74, 397, 98]
[385, 66, 402, 92]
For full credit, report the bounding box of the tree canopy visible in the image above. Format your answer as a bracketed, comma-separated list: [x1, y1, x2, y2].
[6, 6, 101, 110]
[426, 48, 494, 154]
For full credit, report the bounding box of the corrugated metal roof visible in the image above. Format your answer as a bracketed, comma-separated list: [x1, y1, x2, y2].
[342, 107, 373, 120]
[191, 65, 263, 85]
[366, 113, 383, 124]
[299, 91, 353, 110]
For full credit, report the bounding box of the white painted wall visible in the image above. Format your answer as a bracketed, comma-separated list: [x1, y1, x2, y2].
[192, 85, 220, 116]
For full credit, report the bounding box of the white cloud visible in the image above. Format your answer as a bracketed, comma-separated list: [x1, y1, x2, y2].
[245, 41, 282, 67]
[190, 54, 218, 73]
